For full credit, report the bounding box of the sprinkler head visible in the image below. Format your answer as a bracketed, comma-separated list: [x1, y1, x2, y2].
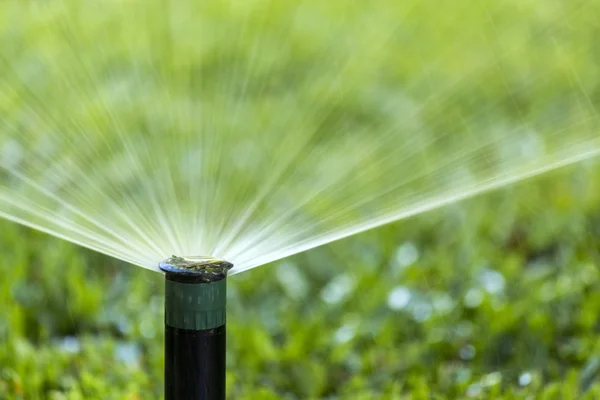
[159, 256, 233, 330]
[159, 255, 233, 283]
[160, 255, 233, 399]
[159, 255, 233, 330]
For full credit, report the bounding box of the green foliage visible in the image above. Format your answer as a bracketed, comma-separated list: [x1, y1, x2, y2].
[1, 163, 600, 398]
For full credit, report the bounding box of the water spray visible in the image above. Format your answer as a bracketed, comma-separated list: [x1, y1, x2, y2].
[159, 255, 233, 400]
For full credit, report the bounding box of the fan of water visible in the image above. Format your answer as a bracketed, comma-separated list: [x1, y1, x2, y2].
[0, 0, 599, 274]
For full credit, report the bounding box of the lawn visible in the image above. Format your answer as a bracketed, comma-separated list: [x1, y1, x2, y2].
[2, 163, 600, 399]
[1, 0, 600, 399]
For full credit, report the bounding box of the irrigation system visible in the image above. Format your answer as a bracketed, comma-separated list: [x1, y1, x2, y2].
[159, 255, 233, 400]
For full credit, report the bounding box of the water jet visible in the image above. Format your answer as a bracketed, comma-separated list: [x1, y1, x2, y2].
[159, 255, 233, 400]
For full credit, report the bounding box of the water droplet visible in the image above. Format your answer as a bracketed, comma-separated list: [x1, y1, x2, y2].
[321, 274, 355, 304]
[115, 342, 141, 367]
[460, 344, 476, 360]
[411, 300, 432, 322]
[464, 288, 483, 308]
[59, 337, 80, 354]
[482, 372, 502, 387]
[456, 368, 472, 384]
[334, 324, 357, 344]
[433, 293, 456, 315]
[394, 242, 419, 268]
[519, 372, 532, 386]
[466, 383, 482, 397]
[479, 268, 505, 294]
[387, 286, 411, 310]
[117, 317, 132, 335]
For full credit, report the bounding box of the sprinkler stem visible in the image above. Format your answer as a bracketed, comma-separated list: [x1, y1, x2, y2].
[160, 256, 233, 400]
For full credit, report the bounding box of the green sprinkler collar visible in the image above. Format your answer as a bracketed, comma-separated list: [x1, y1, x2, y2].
[160, 256, 233, 331]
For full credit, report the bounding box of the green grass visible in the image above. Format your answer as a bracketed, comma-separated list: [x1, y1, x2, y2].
[2, 163, 600, 399]
[2, 0, 600, 398]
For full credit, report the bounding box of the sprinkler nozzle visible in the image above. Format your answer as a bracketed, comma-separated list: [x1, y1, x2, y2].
[159, 255, 233, 283]
[159, 255, 232, 331]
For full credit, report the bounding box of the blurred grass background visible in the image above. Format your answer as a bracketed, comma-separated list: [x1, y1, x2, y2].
[2, 0, 600, 399]
[2, 163, 600, 399]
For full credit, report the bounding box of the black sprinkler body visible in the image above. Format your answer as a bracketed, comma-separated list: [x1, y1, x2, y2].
[160, 256, 233, 400]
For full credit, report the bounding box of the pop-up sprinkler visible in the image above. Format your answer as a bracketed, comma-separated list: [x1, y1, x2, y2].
[159, 255, 233, 400]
